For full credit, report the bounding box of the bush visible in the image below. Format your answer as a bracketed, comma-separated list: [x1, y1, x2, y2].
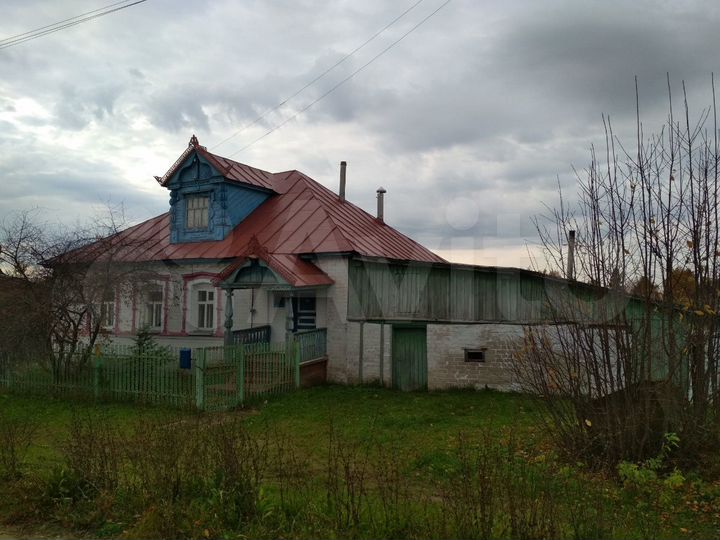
[617, 433, 686, 539]
[62, 410, 122, 495]
[131, 326, 174, 361]
[0, 411, 36, 479]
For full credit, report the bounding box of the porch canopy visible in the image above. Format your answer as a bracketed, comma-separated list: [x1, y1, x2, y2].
[214, 253, 333, 344]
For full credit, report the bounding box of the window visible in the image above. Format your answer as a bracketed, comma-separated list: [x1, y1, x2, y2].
[464, 348, 486, 362]
[143, 285, 164, 330]
[196, 288, 215, 330]
[99, 291, 115, 329]
[186, 195, 209, 229]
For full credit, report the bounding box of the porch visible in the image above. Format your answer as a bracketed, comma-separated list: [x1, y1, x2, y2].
[232, 325, 328, 387]
[220, 255, 333, 386]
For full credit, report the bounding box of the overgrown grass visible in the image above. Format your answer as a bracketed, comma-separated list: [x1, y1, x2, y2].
[0, 386, 718, 539]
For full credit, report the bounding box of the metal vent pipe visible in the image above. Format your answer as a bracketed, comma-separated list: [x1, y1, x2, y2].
[376, 186, 387, 222]
[339, 161, 347, 201]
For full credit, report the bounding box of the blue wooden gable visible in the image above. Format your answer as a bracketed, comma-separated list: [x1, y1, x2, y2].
[166, 151, 272, 244]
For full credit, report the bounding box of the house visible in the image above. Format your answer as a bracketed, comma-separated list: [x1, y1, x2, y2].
[74, 135, 612, 391]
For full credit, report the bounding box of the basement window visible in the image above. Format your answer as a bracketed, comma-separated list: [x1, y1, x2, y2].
[464, 348, 486, 363]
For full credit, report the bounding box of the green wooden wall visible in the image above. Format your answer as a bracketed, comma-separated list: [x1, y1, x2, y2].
[347, 259, 633, 324]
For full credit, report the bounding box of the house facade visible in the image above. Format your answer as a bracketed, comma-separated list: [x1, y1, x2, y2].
[84, 136, 607, 391]
[82, 136, 441, 388]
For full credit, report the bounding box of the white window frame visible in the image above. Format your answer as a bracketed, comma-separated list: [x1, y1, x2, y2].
[186, 194, 209, 229]
[97, 291, 115, 330]
[140, 283, 164, 331]
[191, 283, 216, 332]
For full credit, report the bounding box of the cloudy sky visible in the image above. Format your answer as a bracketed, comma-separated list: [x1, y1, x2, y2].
[1, 0, 719, 268]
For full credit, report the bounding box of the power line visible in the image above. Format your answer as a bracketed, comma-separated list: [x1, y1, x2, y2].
[211, 0, 426, 151]
[227, 0, 452, 158]
[0, 0, 138, 44]
[0, 0, 148, 50]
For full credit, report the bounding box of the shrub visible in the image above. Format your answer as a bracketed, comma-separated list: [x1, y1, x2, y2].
[131, 326, 174, 361]
[62, 410, 122, 494]
[618, 433, 686, 539]
[0, 411, 36, 479]
[201, 419, 268, 528]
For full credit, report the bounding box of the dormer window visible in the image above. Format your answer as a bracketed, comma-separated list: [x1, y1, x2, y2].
[163, 142, 272, 244]
[186, 195, 209, 229]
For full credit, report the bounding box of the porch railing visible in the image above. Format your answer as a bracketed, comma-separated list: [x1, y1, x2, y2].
[294, 328, 327, 364]
[232, 325, 271, 345]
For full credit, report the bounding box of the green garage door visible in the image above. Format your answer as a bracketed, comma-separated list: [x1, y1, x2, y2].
[392, 326, 427, 391]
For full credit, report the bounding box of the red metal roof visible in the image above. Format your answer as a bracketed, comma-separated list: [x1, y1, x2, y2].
[213, 252, 334, 289]
[212, 235, 334, 288]
[72, 139, 446, 286]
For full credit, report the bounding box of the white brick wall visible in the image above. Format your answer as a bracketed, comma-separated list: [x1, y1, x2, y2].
[343, 322, 392, 385]
[315, 256, 350, 383]
[166, 275, 184, 333]
[427, 324, 525, 391]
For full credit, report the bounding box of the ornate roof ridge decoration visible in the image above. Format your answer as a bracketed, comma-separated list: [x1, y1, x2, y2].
[155, 135, 202, 185]
[156, 134, 276, 191]
[243, 235, 270, 260]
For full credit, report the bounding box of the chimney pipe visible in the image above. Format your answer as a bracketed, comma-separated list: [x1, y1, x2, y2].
[339, 161, 347, 201]
[567, 230, 576, 280]
[376, 187, 387, 222]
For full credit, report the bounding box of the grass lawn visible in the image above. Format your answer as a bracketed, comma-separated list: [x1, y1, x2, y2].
[0, 386, 718, 539]
[0, 392, 182, 465]
[244, 385, 541, 455]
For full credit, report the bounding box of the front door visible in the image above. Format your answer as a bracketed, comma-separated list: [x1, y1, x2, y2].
[291, 297, 316, 332]
[392, 325, 427, 391]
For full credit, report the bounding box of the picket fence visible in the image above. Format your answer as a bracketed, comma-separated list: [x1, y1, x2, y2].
[0, 342, 300, 412]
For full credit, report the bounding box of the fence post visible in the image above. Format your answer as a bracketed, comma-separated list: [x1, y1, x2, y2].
[236, 345, 245, 406]
[294, 341, 301, 389]
[195, 348, 206, 411]
[93, 344, 102, 401]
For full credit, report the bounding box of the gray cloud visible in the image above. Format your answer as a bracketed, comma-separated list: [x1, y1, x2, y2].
[2, 0, 720, 267]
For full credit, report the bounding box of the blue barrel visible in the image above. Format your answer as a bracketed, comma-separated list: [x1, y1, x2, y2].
[179, 348, 192, 369]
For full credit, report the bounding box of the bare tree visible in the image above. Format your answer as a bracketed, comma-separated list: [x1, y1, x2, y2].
[0, 208, 152, 380]
[517, 76, 720, 468]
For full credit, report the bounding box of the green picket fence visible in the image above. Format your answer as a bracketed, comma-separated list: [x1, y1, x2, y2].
[197, 342, 300, 411]
[0, 342, 300, 411]
[0, 361, 96, 399]
[98, 353, 196, 408]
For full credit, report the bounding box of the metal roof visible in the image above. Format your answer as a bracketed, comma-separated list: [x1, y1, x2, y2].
[214, 250, 335, 289]
[71, 139, 446, 287]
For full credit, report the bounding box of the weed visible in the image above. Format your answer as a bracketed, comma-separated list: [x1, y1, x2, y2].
[202, 418, 268, 528]
[325, 420, 372, 533]
[0, 411, 36, 479]
[62, 410, 122, 494]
